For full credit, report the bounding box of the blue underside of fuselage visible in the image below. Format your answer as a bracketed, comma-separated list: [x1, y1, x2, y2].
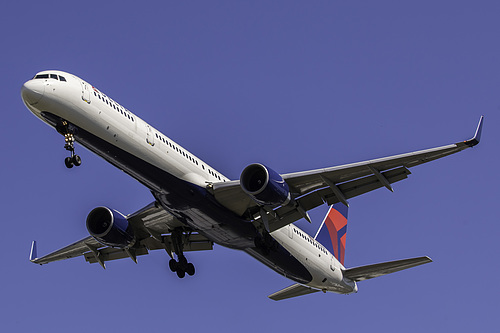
[41, 112, 313, 284]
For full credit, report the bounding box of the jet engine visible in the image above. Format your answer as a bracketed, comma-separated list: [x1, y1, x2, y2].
[86, 207, 135, 248]
[240, 163, 291, 206]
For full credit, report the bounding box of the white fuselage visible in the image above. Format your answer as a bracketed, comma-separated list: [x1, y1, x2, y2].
[21, 70, 357, 294]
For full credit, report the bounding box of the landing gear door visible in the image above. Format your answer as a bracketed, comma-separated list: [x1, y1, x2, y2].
[80, 81, 91, 104]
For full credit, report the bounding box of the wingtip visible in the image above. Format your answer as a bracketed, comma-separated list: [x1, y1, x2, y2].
[29, 240, 38, 262]
[464, 115, 484, 147]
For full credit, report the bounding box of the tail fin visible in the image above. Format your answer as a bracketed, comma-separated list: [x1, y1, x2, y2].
[314, 203, 348, 265]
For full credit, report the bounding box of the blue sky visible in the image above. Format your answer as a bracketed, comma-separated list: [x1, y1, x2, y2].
[2, 1, 498, 331]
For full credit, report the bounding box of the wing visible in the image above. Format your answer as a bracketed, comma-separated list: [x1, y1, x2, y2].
[211, 116, 483, 231]
[30, 201, 213, 268]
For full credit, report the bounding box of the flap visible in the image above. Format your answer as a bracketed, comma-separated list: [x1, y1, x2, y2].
[84, 234, 213, 264]
[127, 201, 185, 238]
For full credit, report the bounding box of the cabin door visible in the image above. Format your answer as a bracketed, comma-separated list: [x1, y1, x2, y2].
[146, 125, 155, 146]
[80, 81, 91, 104]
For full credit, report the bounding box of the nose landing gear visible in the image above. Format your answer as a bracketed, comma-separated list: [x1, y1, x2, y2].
[59, 123, 82, 169]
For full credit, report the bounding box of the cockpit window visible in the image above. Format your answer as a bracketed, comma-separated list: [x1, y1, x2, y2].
[33, 73, 67, 82]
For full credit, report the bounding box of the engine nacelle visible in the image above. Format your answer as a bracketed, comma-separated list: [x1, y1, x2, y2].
[240, 163, 291, 206]
[86, 207, 135, 248]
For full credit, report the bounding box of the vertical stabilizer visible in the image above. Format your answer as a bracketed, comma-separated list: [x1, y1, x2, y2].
[314, 203, 348, 265]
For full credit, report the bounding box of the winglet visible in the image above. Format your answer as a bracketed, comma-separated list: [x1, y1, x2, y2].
[464, 115, 484, 147]
[29, 241, 38, 263]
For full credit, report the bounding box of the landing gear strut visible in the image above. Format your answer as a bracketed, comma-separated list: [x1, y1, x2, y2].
[58, 122, 81, 169]
[168, 229, 195, 278]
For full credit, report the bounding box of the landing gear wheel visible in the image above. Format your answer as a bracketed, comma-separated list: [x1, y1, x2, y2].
[186, 263, 195, 276]
[72, 155, 82, 166]
[176, 269, 186, 278]
[169, 259, 178, 272]
[65, 157, 74, 169]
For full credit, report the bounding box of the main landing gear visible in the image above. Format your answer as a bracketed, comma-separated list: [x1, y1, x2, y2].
[169, 256, 195, 279]
[58, 122, 82, 169]
[168, 229, 195, 278]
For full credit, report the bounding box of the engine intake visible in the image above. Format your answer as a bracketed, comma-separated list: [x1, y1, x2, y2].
[86, 207, 135, 248]
[240, 163, 291, 206]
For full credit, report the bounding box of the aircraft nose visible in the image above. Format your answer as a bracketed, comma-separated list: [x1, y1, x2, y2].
[21, 79, 45, 105]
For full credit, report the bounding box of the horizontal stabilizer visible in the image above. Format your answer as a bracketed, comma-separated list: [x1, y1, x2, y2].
[344, 256, 432, 282]
[268, 284, 320, 301]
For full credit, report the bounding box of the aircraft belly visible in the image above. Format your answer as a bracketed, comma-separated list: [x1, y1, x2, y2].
[38, 113, 313, 282]
[245, 248, 313, 284]
[49, 119, 255, 248]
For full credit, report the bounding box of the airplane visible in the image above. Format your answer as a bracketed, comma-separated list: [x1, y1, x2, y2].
[22, 70, 483, 300]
